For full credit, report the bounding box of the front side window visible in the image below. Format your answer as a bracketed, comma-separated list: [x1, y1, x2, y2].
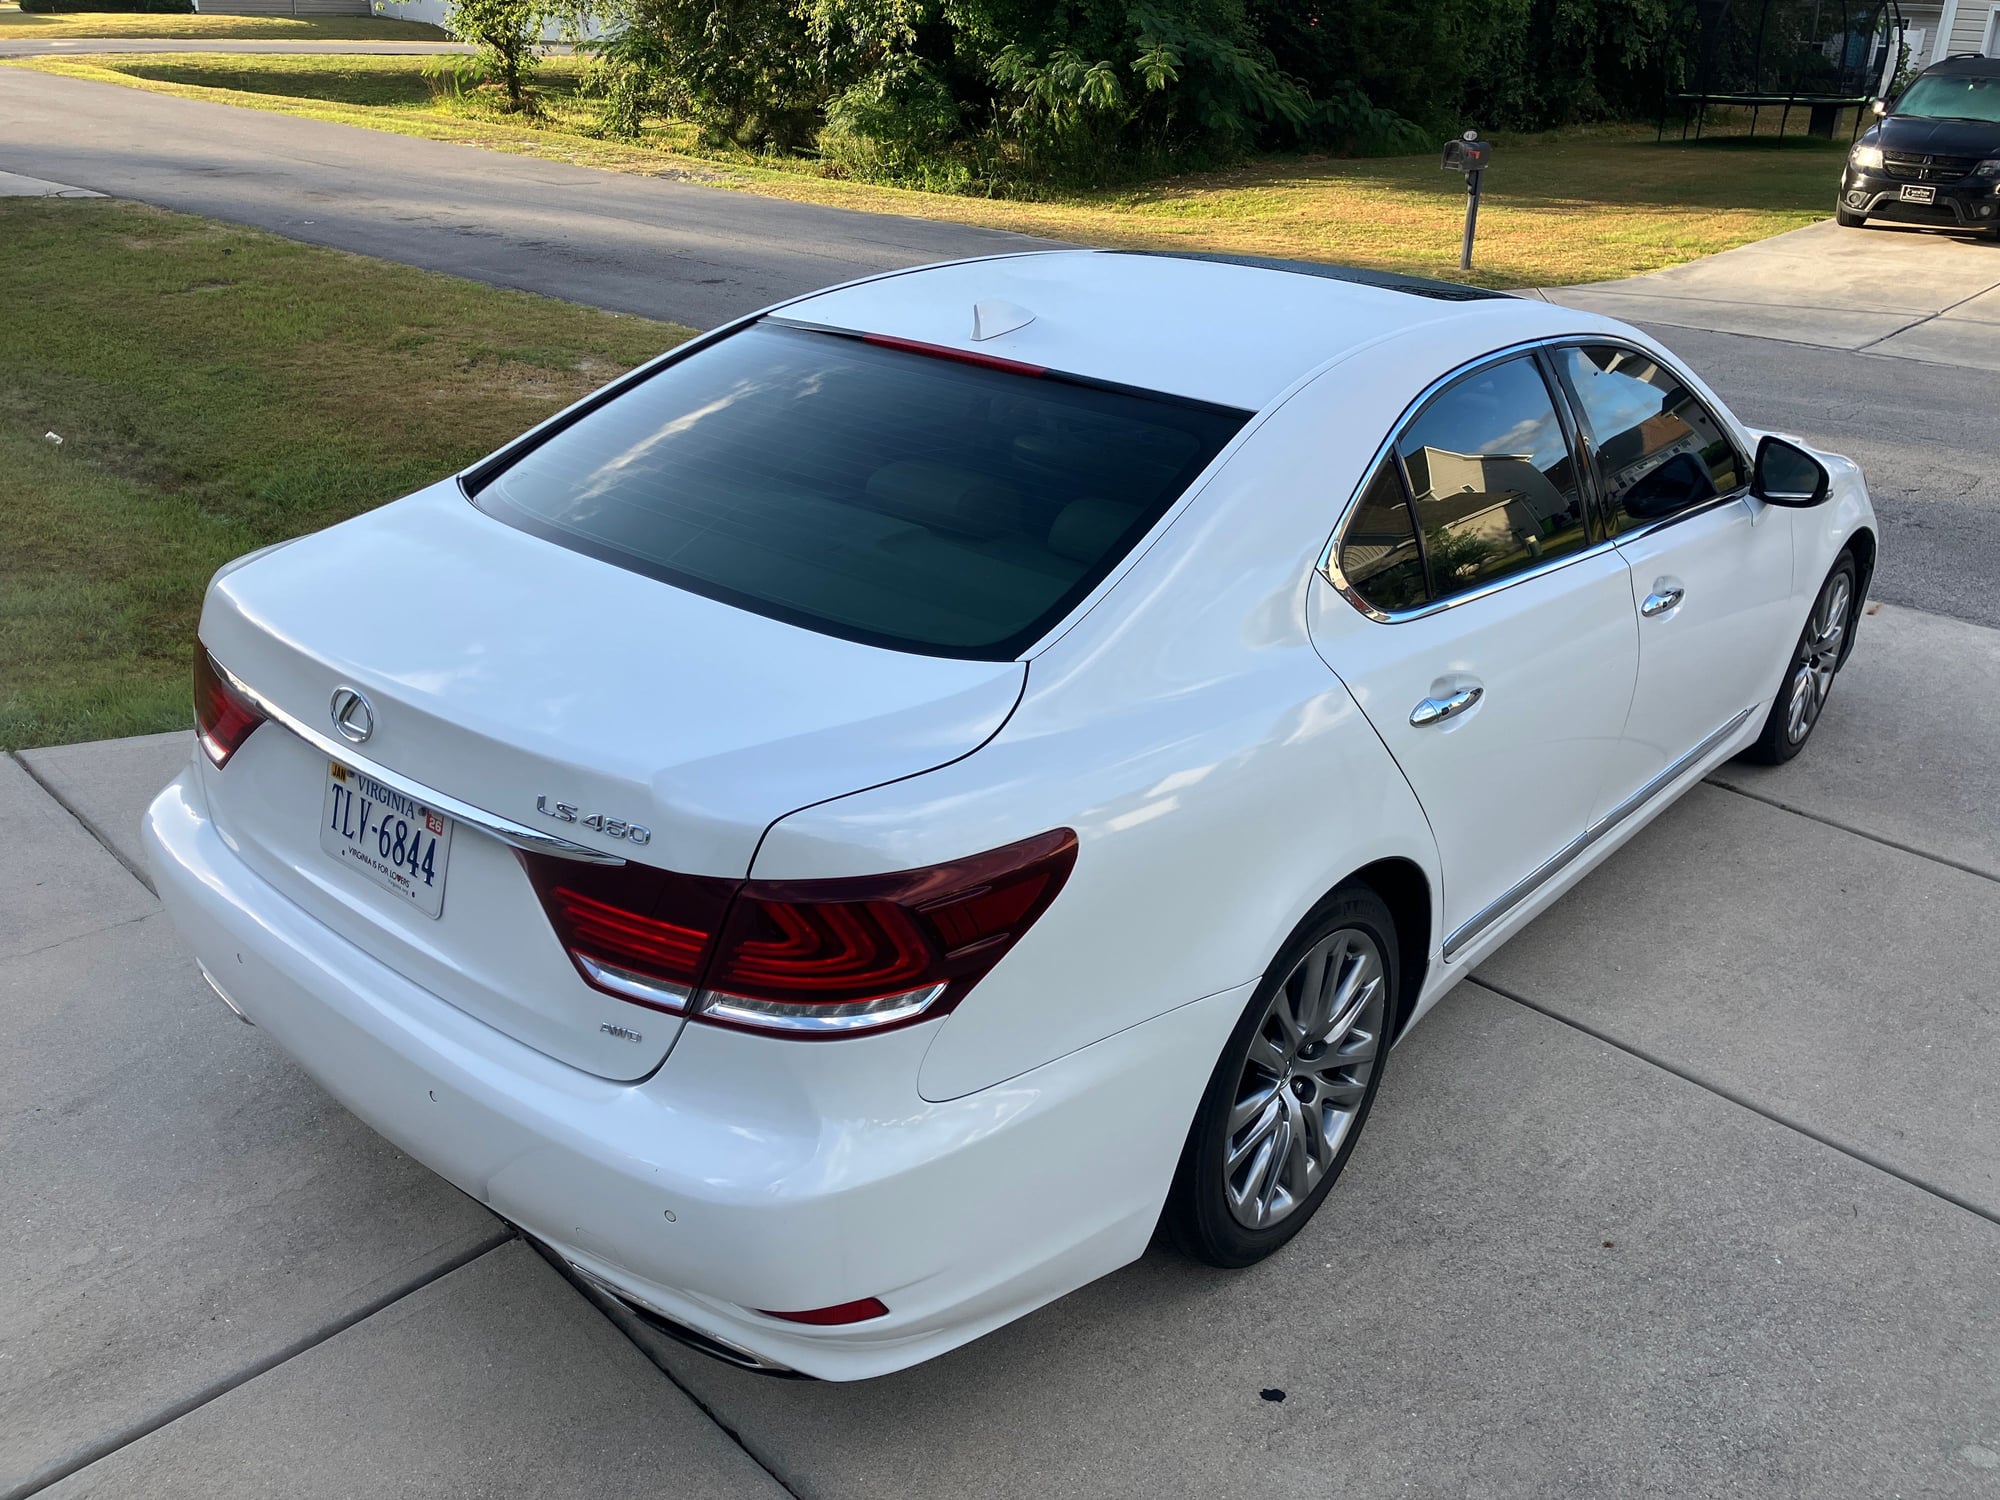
[473, 322, 1246, 658]
[1556, 344, 1744, 536]
[1393, 356, 1589, 602]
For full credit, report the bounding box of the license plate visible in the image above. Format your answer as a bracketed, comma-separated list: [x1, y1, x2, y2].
[319, 761, 454, 919]
[1901, 184, 1936, 204]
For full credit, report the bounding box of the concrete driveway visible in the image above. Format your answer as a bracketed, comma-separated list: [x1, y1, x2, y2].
[1546, 217, 2000, 369]
[6, 597, 2000, 1500]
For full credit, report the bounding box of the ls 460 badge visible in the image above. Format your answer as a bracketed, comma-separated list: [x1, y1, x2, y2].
[536, 795, 652, 846]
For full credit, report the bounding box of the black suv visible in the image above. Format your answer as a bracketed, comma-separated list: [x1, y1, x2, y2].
[1839, 54, 2000, 234]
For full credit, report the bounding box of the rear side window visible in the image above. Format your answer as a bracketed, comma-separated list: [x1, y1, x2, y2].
[1339, 462, 1429, 613]
[472, 323, 1246, 658]
[1394, 356, 1589, 601]
[1555, 344, 1744, 536]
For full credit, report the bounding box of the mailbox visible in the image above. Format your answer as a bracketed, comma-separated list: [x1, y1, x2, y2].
[1441, 135, 1492, 173]
[1439, 131, 1492, 270]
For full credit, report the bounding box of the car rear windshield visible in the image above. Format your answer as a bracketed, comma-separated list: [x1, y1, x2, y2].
[471, 322, 1247, 659]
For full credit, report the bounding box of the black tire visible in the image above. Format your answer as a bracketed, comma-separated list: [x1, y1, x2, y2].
[1165, 882, 1397, 1269]
[1742, 551, 1859, 765]
[1835, 206, 1868, 228]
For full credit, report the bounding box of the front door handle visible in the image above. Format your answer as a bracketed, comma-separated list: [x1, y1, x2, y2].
[1641, 586, 1685, 617]
[1409, 686, 1483, 727]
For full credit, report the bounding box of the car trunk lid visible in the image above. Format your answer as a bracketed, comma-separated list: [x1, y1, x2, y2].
[196, 482, 1025, 1079]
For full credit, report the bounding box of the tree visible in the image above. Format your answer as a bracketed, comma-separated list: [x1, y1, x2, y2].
[446, 0, 555, 113]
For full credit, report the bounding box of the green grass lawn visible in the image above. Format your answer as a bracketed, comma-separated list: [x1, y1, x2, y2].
[10, 50, 1851, 288]
[0, 2, 445, 40]
[0, 199, 687, 750]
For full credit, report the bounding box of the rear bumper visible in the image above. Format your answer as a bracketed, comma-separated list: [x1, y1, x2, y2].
[144, 767, 1242, 1378]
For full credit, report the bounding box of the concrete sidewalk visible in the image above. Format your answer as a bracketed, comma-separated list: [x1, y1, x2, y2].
[5, 601, 1999, 1498]
[1543, 218, 2000, 370]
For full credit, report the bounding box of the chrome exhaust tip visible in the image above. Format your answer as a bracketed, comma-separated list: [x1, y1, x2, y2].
[198, 963, 254, 1025]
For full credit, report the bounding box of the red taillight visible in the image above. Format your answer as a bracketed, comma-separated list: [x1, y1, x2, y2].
[700, 828, 1077, 1037]
[519, 858, 737, 1014]
[758, 1297, 889, 1326]
[521, 828, 1078, 1037]
[193, 649, 265, 769]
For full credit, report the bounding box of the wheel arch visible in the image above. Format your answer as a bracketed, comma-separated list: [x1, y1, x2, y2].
[1838, 525, 1876, 668]
[1346, 856, 1433, 1043]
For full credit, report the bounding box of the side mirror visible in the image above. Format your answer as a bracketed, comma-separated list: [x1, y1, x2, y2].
[1751, 435, 1831, 507]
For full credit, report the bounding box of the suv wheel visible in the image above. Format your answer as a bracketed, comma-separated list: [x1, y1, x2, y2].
[1835, 205, 1868, 228]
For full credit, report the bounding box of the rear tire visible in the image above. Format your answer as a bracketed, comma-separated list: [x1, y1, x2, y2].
[1741, 551, 1858, 765]
[1835, 205, 1868, 228]
[1165, 883, 1397, 1269]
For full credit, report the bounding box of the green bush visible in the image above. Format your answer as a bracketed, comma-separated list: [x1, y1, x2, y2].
[17, 0, 195, 12]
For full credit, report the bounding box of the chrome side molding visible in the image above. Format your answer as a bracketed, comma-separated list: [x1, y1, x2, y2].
[1441, 706, 1754, 961]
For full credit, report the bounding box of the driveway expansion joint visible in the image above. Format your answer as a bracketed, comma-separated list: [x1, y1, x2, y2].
[0, 1226, 517, 1500]
[1704, 775, 2000, 886]
[1468, 975, 2000, 1232]
[526, 1237, 811, 1500]
[7, 749, 157, 896]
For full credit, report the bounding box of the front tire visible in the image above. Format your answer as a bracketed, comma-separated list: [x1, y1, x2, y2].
[1835, 205, 1868, 228]
[1742, 552, 1858, 765]
[1165, 884, 1397, 1269]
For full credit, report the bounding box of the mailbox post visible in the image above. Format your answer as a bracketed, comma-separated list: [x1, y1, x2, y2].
[1440, 130, 1492, 271]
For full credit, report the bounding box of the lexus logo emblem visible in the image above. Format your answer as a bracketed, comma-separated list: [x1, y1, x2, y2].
[329, 686, 375, 744]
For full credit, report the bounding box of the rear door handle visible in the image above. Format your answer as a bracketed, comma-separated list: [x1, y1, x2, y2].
[1409, 686, 1482, 727]
[1641, 586, 1685, 617]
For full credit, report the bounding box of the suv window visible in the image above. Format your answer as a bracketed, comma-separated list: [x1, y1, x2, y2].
[473, 322, 1246, 659]
[1339, 462, 1429, 613]
[1555, 344, 1744, 536]
[1393, 356, 1589, 601]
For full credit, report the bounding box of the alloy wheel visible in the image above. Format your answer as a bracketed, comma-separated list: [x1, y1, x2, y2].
[1785, 569, 1852, 745]
[1223, 927, 1386, 1230]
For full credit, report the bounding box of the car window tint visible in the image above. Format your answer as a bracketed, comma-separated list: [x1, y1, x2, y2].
[474, 323, 1246, 659]
[1340, 461, 1430, 613]
[1557, 344, 1744, 536]
[1394, 356, 1588, 601]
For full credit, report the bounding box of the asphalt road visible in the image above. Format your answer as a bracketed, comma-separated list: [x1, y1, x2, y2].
[1641, 324, 2000, 627]
[1, 64, 1996, 623]
[0, 68, 1049, 331]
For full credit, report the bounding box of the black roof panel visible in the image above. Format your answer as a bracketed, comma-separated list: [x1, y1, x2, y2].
[1926, 53, 2000, 76]
[1114, 251, 1510, 303]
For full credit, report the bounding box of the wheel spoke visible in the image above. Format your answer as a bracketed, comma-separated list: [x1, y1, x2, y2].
[1229, 1082, 1281, 1136]
[1227, 1094, 1282, 1174]
[1246, 1027, 1289, 1080]
[1295, 944, 1331, 1038]
[1280, 1090, 1314, 1195]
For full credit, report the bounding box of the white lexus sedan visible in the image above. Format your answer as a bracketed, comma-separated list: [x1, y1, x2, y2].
[145, 250, 1875, 1379]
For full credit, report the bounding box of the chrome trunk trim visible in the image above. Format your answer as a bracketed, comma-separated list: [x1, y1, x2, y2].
[215, 660, 625, 865]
